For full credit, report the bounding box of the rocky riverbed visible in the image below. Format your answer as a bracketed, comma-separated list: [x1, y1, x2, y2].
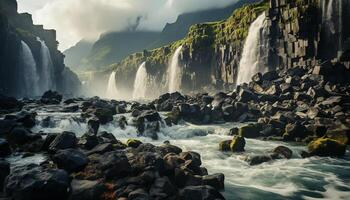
[0, 65, 350, 200]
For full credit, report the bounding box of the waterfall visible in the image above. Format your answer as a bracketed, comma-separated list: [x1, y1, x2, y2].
[20, 41, 40, 97]
[37, 37, 55, 93]
[236, 13, 269, 85]
[322, 0, 343, 58]
[133, 62, 148, 99]
[168, 46, 183, 93]
[106, 71, 119, 99]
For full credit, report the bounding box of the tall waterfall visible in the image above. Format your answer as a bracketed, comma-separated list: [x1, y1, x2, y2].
[322, 0, 343, 58]
[106, 71, 119, 99]
[168, 46, 183, 93]
[20, 41, 40, 97]
[236, 13, 269, 85]
[37, 37, 55, 93]
[133, 62, 148, 99]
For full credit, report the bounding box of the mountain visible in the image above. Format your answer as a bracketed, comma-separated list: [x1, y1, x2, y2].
[63, 39, 93, 70]
[151, 0, 260, 48]
[66, 0, 260, 70]
[0, 0, 81, 97]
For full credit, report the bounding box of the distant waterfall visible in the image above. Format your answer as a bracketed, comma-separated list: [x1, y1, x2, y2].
[37, 37, 55, 93]
[236, 13, 269, 85]
[106, 71, 119, 99]
[168, 46, 183, 93]
[133, 62, 148, 99]
[321, 0, 343, 58]
[20, 41, 40, 97]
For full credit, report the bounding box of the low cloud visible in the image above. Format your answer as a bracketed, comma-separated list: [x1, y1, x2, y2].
[18, 0, 238, 50]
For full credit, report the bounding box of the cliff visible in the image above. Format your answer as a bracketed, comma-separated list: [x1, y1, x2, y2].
[0, 0, 81, 97]
[106, 0, 350, 98]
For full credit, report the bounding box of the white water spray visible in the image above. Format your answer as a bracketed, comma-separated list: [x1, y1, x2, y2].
[106, 71, 119, 99]
[133, 62, 148, 99]
[37, 37, 55, 93]
[236, 13, 269, 85]
[20, 41, 40, 96]
[168, 46, 183, 93]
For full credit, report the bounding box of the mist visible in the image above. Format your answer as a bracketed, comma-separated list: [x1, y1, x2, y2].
[17, 0, 238, 50]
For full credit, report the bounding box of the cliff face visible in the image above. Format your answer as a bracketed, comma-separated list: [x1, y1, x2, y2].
[0, 0, 81, 97]
[108, 0, 349, 98]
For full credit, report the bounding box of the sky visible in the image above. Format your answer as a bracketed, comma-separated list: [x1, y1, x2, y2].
[17, 0, 238, 51]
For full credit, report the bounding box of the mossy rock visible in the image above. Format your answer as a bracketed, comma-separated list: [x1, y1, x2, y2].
[219, 140, 231, 151]
[230, 136, 245, 152]
[126, 139, 143, 148]
[238, 124, 262, 138]
[308, 137, 346, 157]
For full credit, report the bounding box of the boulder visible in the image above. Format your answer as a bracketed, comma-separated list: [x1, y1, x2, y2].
[230, 136, 245, 152]
[273, 146, 293, 159]
[149, 177, 176, 199]
[8, 127, 41, 146]
[41, 90, 63, 104]
[219, 140, 231, 151]
[69, 179, 105, 200]
[245, 155, 273, 165]
[118, 116, 128, 130]
[93, 108, 114, 124]
[49, 131, 77, 152]
[179, 185, 225, 200]
[127, 139, 143, 148]
[78, 133, 99, 150]
[237, 89, 257, 102]
[0, 138, 11, 157]
[100, 151, 132, 179]
[87, 143, 115, 155]
[52, 149, 89, 172]
[5, 164, 71, 200]
[87, 117, 100, 135]
[0, 94, 22, 113]
[282, 123, 308, 141]
[128, 188, 149, 200]
[179, 151, 201, 167]
[308, 137, 346, 157]
[238, 124, 262, 138]
[0, 160, 10, 190]
[202, 173, 225, 190]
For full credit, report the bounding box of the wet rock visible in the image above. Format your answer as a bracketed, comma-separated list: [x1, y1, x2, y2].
[179, 151, 201, 167]
[149, 177, 176, 199]
[8, 127, 41, 146]
[79, 133, 99, 150]
[41, 90, 63, 104]
[0, 160, 10, 190]
[118, 116, 128, 130]
[237, 88, 257, 102]
[219, 140, 231, 151]
[97, 131, 118, 144]
[87, 143, 115, 155]
[179, 185, 225, 200]
[202, 173, 225, 190]
[326, 124, 350, 145]
[92, 108, 114, 124]
[0, 138, 11, 157]
[230, 136, 245, 152]
[101, 151, 132, 179]
[158, 144, 182, 156]
[308, 137, 346, 157]
[127, 139, 143, 148]
[238, 124, 262, 138]
[52, 148, 89, 172]
[49, 131, 77, 152]
[0, 94, 22, 114]
[5, 111, 36, 128]
[128, 188, 149, 200]
[273, 146, 293, 159]
[87, 117, 100, 135]
[229, 127, 239, 136]
[0, 119, 16, 136]
[282, 123, 308, 141]
[262, 71, 279, 81]
[41, 133, 58, 151]
[69, 179, 105, 200]
[129, 151, 164, 174]
[5, 164, 71, 200]
[245, 155, 273, 165]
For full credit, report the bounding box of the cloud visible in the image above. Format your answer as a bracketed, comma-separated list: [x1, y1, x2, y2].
[17, 0, 238, 50]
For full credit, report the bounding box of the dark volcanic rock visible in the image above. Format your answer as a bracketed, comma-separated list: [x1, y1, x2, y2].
[0, 94, 22, 113]
[5, 164, 71, 200]
[41, 91, 63, 104]
[49, 131, 77, 152]
[0, 138, 11, 157]
[101, 151, 132, 179]
[69, 179, 105, 200]
[202, 173, 225, 190]
[179, 185, 225, 200]
[52, 148, 89, 172]
[0, 160, 10, 190]
[308, 137, 346, 157]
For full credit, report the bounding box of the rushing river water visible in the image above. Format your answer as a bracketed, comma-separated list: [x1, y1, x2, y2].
[13, 107, 350, 200]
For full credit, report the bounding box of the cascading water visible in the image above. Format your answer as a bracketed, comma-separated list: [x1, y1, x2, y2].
[132, 62, 148, 99]
[168, 46, 183, 93]
[20, 41, 40, 97]
[236, 13, 269, 86]
[321, 0, 343, 58]
[106, 71, 119, 99]
[37, 37, 55, 93]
